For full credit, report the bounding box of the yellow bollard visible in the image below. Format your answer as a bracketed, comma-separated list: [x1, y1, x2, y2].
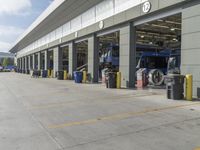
[186, 74, 193, 101]
[116, 72, 121, 89]
[82, 71, 87, 83]
[48, 69, 51, 78]
[64, 70, 68, 80]
[51, 70, 54, 78]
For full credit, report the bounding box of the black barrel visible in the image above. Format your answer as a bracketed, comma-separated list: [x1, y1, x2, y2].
[165, 74, 185, 100]
[57, 71, 64, 80]
[106, 72, 117, 88]
[41, 70, 47, 78]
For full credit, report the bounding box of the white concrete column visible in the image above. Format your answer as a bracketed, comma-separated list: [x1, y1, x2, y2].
[88, 34, 99, 83]
[119, 23, 136, 88]
[44, 50, 48, 70]
[28, 56, 31, 70]
[25, 57, 27, 72]
[68, 42, 77, 78]
[22, 57, 25, 72]
[38, 52, 41, 70]
[53, 47, 62, 77]
[32, 54, 35, 70]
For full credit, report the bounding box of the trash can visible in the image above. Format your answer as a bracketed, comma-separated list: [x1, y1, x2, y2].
[41, 70, 47, 78]
[105, 72, 117, 88]
[73, 71, 83, 83]
[26, 70, 30, 74]
[57, 71, 64, 80]
[165, 74, 185, 100]
[136, 68, 148, 88]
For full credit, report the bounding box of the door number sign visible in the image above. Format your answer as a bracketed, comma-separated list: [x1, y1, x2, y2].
[142, 1, 151, 13]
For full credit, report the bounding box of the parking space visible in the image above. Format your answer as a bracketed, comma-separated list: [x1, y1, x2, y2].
[0, 72, 200, 150]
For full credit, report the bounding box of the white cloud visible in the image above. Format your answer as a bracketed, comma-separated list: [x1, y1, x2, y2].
[0, 25, 25, 52]
[0, 41, 12, 52]
[0, 26, 24, 37]
[0, 0, 32, 16]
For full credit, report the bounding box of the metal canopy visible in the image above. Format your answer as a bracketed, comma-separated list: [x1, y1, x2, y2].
[10, 0, 103, 53]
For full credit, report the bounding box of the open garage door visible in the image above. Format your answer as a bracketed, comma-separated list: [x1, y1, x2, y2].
[135, 13, 181, 87]
[98, 31, 119, 82]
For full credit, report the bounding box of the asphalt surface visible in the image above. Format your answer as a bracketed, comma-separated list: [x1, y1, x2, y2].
[0, 72, 200, 150]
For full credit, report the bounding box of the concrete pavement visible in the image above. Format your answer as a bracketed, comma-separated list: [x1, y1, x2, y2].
[0, 72, 200, 150]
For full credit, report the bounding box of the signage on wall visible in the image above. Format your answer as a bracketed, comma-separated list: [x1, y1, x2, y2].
[99, 20, 104, 29]
[142, 1, 151, 13]
[75, 32, 78, 38]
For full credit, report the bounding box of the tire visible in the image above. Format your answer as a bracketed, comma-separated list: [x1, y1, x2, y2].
[148, 69, 164, 86]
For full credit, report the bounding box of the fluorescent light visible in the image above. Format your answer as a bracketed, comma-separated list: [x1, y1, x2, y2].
[140, 35, 145, 38]
[171, 28, 175, 31]
[151, 24, 170, 29]
[165, 20, 181, 25]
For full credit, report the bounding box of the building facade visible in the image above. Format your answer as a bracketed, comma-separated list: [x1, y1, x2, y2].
[10, 0, 200, 97]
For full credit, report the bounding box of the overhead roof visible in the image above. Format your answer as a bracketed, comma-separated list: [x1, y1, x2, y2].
[10, 0, 103, 53]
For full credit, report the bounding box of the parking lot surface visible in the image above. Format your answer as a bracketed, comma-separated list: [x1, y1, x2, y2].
[0, 72, 200, 150]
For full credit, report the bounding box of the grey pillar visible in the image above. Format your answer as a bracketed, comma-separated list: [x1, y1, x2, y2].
[25, 57, 27, 71]
[44, 50, 48, 70]
[32, 54, 35, 70]
[22, 57, 25, 71]
[18, 58, 21, 70]
[182, 3, 200, 97]
[38, 52, 41, 70]
[88, 35, 99, 83]
[53, 47, 62, 77]
[19, 58, 22, 70]
[28, 56, 31, 70]
[68, 42, 77, 78]
[21, 57, 23, 71]
[119, 23, 136, 88]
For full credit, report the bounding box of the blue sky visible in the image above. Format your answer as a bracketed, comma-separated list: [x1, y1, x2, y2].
[0, 0, 52, 52]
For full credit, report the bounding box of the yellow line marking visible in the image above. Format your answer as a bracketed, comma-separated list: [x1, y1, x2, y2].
[48, 102, 200, 129]
[194, 148, 200, 150]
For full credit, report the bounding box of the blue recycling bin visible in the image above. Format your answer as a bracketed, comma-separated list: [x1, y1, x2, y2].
[73, 71, 83, 83]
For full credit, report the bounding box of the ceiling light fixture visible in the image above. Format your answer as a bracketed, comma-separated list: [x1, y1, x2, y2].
[151, 24, 170, 29]
[141, 35, 145, 38]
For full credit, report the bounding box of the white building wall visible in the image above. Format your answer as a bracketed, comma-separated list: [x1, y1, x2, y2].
[18, 0, 147, 57]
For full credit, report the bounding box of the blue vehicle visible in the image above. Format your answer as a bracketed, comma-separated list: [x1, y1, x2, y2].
[100, 44, 119, 67]
[136, 51, 170, 75]
[100, 44, 180, 75]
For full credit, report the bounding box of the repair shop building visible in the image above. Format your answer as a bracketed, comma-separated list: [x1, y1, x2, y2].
[10, 0, 200, 97]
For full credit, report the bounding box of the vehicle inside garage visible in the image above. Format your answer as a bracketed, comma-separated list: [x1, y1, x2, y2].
[35, 53, 39, 70]
[48, 50, 54, 70]
[41, 52, 45, 70]
[135, 13, 181, 87]
[60, 46, 69, 71]
[98, 32, 119, 82]
[76, 40, 88, 71]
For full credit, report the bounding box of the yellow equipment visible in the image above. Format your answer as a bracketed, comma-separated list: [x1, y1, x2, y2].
[186, 74, 193, 101]
[116, 72, 121, 89]
[48, 69, 51, 78]
[82, 71, 87, 83]
[64, 70, 68, 80]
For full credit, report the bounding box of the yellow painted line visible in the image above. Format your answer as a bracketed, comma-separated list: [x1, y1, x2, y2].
[194, 148, 200, 150]
[48, 102, 200, 129]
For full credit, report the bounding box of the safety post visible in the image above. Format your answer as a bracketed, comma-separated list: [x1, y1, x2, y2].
[64, 70, 68, 80]
[116, 72, 121, 89]
[186, 74, 193, 101]
[82, 71, 87, 83]
[51, 70, 54, 78]
[48, 69, 51, 78]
